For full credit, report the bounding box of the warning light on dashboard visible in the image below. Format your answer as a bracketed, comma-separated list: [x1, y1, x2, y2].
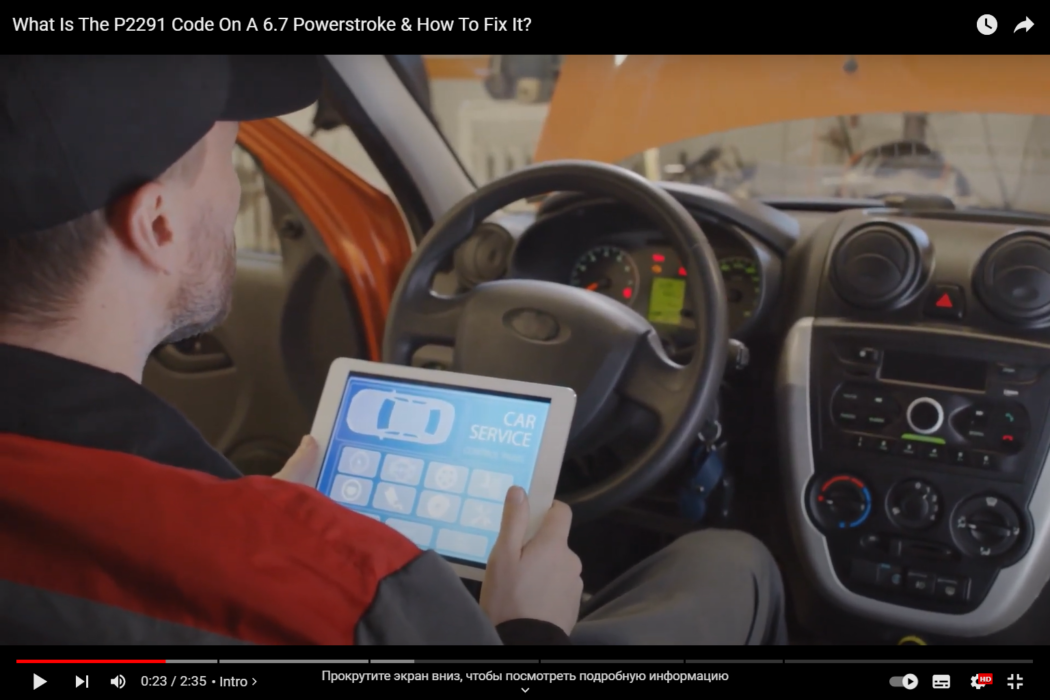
[652, 253, 665, 262]
[1003, 435, 1014, 441]
[651, 265, 662, 273]
[622, 288, 632, 299]
[679, 267, 686, 276]
[935, 293, 953, 308]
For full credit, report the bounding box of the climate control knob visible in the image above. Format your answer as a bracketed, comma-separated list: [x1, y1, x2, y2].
[951, 494, 1022, 558]
[886, 480, 940, 530]
[809, 475, 872, 531]
[906, 397, 944, 434]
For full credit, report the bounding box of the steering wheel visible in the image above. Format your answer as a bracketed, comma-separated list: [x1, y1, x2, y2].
[382, 161, 728, 522]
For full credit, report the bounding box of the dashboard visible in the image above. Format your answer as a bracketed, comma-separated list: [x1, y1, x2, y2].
[780, 207, 1050, 644]
[506, 198, 779, 346]
[446, 184, 1050, 644]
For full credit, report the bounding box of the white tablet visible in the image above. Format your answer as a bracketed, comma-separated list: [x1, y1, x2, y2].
[307, 358, 576, 580]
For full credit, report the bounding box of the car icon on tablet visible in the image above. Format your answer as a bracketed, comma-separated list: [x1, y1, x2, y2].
[347, 389, 455, 444]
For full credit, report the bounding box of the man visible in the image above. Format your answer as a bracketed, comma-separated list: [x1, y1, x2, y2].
[0, 55, 787, 645]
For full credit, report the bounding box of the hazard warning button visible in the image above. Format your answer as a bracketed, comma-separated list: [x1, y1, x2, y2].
[924, 284, 965, 320]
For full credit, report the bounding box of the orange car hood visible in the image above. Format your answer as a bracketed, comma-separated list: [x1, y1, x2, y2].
[535, 55, 1050, 164]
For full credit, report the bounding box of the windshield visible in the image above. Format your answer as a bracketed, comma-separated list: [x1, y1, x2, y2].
[616, 113, 1045, 211]
[417, 56, 1050, 214]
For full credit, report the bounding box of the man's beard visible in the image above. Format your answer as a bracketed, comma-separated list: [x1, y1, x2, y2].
[159, 225, 236, 346]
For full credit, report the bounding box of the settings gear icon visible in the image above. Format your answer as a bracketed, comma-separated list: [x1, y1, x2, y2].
[971, 675, 984, 689]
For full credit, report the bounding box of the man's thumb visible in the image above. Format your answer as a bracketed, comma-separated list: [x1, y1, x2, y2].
[494, 485, 529, 553]
[274, 436, 319, 483]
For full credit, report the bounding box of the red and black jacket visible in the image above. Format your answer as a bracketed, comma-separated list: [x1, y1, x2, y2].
[0, 344, 568, 645]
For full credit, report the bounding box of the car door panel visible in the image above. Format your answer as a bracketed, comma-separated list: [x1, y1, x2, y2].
[143, 118, 411, 475]
[238, 117, 412, 359]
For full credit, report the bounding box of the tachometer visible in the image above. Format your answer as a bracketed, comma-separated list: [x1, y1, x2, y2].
[570, 246, 638, 303]
[720, 256, 761, 330]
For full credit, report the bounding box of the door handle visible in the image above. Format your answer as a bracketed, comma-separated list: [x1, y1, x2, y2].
[152, 335, 233, 373]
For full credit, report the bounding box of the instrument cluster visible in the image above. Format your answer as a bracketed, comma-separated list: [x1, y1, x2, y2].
[508, 224, 772, 356]
[506, 201, 777, 349]
[566, 243, 762, 337]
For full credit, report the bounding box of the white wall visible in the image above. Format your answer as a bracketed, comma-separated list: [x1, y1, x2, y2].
[429, 80, 547, 184]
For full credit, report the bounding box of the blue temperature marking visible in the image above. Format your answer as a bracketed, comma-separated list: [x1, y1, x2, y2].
[848, 486, 873, 528]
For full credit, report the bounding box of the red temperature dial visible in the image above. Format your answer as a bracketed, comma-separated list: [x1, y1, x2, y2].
[809, 475, 872, 531]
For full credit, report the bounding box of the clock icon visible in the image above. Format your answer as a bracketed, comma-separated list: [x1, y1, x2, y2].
[978, 14, 997, 34]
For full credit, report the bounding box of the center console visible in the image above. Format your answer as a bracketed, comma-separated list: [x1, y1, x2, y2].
[808, 324, 1047, 612]
[778, 215, 1050, 637]
[781, 318, 1050, 635]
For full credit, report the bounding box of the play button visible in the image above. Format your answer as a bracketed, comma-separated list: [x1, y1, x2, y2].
[903, 674, 918, 689]
[33, 674, 46, 689]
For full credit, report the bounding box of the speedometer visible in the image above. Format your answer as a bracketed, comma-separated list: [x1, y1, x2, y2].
[570, 246, 638, 304]
[720, 256, 761, 330]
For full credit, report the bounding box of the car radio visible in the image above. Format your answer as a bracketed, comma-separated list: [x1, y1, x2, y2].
[806, 325, 1050, 614]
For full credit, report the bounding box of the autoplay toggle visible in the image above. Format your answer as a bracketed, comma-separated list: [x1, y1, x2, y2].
[890, 674, 919, 689]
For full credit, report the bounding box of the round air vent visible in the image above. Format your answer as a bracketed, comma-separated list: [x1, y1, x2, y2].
[975, 232, 1050, 324]
[831, 224, 922, 308]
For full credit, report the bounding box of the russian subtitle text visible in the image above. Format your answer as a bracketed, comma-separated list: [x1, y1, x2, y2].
[319, 670, 729, 683]
[11, 17, 534, 32]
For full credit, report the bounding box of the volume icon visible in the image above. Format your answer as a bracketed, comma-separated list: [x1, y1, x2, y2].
[111, 675, 126, 688]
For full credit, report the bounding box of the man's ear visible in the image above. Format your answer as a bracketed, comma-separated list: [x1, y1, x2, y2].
[108, 182, 179, 274]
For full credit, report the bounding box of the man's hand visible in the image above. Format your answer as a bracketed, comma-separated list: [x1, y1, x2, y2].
[480, 486, 583, 635]
[273, 436, 319, 483]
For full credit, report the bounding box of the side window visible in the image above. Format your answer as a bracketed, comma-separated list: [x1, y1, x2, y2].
[232, 102, 400, 257]
[417, 56, 555, 213]
[233, 144, 278, 255]
[453, 97, 545, 185]
[280, 105, 394, 196]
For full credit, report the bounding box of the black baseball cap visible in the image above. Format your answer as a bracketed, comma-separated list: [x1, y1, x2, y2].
[0, 55, 323, 236]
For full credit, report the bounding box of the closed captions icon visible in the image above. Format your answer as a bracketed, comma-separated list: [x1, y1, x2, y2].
[933, 675, 950, 689]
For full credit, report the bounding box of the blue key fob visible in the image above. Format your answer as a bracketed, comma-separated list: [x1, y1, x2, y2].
[679, 447, 725, 522]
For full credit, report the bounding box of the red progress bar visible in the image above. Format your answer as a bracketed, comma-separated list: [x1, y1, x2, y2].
[17, 660, 166, 663]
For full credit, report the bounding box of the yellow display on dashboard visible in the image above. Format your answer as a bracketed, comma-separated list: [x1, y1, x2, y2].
[648, 277, 686, 325]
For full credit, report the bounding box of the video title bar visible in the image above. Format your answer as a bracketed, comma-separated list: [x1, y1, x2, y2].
[11, 17, 533, 33]
[0, 11, 1037, 51]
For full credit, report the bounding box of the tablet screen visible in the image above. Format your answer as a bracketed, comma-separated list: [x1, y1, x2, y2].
[316, 373, 552, 565]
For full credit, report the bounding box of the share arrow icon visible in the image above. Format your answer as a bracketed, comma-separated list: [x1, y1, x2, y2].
[1015, 17, 1034, 32]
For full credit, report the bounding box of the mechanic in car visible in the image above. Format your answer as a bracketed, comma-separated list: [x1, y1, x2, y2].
[0, 55, 787, 645]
